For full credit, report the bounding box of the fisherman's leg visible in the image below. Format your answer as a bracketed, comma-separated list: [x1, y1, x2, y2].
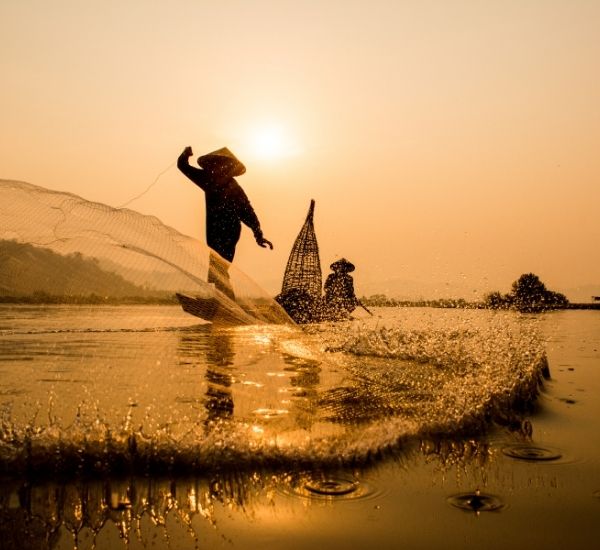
[206, 228, 239, 300]
[208, 251, 235, 300]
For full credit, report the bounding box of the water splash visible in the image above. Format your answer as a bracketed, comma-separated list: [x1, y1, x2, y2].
[0, 310, 549, 477]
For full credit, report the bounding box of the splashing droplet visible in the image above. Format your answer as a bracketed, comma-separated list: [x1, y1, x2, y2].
[447, 491, 504, 513]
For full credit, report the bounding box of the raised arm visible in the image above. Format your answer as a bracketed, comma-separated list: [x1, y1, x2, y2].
[177, 146, 210, 190]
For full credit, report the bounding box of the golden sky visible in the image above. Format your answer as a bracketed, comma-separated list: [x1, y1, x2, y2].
[1, 0, 599, 300]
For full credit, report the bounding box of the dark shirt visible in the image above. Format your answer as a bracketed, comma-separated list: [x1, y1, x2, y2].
[324, 272, 357, 313]
[178, 153, 262, 262]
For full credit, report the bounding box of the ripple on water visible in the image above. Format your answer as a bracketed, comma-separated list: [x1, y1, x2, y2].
[447, 491, 504, 513]
[304, 478, 359, 497]
[502, 444, 563, 462]
[282, 473, 384, 502]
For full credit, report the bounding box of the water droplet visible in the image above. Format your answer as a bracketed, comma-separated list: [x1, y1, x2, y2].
[447, 491, 504, 513]
[502, 444, 562, 462]
[558, 397, 576, 404]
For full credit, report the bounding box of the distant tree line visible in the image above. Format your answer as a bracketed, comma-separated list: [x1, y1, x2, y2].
[483, 273, 568, 312]
[0, 291, 178, 305]
[0, 240, 186, 305]
[0, 240, 178, 301]
[361, 273, 573, 312]
[360, 294, 479, 309]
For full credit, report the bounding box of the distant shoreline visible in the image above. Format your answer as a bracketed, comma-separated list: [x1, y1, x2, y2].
[0, 294, 598, 311]
[359, 297, 600, 311]
[565, 303, 600, 310]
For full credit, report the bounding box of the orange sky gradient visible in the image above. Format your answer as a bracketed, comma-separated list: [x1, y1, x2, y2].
[1, 0, 599, 301]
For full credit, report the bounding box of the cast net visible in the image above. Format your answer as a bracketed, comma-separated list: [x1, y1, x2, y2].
[0, 178, 554, 549]
[276, 199, 323, 322]
[0, 179, 291, 325]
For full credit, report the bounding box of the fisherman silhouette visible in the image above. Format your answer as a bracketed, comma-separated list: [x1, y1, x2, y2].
[178, 146, 273, 298]
[323, 258, 358, 318]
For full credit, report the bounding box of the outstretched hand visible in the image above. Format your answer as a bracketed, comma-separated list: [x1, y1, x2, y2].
[182, 146, 193, 157]
[256, 236, 274, 250]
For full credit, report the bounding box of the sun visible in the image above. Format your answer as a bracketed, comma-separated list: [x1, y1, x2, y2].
[244, 122, 298, 162]
[253, 125, 284, 158]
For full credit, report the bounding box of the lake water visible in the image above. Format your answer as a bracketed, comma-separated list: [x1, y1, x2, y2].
[0, 305, 598, 549]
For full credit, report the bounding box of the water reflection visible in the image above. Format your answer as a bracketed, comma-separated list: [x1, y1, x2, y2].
[0, 436, 512, 549]
[0, 477, 210, 549]
[420, 438, 494, 470]
[203, 330, 235, 424]
[1, 472, 308, 549]
[176, 326, 324, 432]
[281, 352, 321, 430]
[177, 325, 236, 426]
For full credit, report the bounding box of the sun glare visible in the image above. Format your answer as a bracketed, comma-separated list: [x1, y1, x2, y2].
[245, 123, 297, 161]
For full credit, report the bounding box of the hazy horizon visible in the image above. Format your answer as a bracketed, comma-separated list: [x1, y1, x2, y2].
[2, 1, 598, 301]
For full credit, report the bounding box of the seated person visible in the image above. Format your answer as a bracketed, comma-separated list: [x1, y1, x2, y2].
[323, 258, 358, 318]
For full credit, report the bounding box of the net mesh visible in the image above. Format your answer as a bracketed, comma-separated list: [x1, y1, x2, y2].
[0, 179, 292, 325]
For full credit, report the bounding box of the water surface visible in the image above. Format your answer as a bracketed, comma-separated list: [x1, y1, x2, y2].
[0, 306, 598, 549]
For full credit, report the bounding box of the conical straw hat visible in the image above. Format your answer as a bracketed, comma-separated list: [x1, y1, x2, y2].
[198, 147, 246, 177]
[330, 258, 355, 272]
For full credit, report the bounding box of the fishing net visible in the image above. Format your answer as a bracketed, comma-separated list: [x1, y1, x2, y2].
[0, 181, 553, 548]
[275, 199, 323, 322]
[0, 179, 291, 325]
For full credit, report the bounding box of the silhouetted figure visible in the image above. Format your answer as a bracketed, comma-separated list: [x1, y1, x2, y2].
[178, 146, 272, 261]
[323, 258, 358, 318]
[178, 146, 272, 299]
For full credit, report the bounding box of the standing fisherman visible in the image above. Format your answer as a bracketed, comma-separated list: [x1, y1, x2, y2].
[178, 146, 273, 297]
